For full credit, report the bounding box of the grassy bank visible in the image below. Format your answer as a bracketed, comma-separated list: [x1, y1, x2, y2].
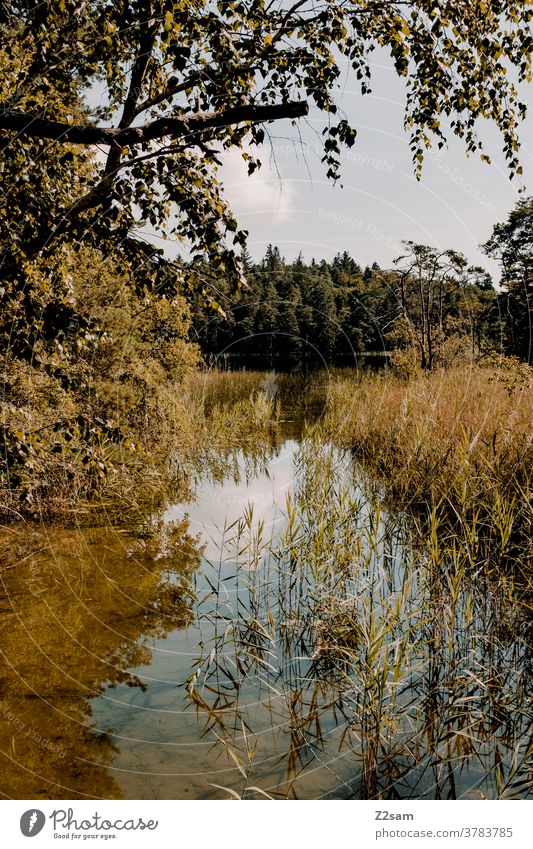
[0, 370, 281, 523]
[320, 359, 532, 573]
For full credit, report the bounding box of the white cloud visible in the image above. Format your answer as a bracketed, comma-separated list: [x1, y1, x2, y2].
[220, 143, 297, 223]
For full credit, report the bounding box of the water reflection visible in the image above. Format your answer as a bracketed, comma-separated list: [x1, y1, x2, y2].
[180, 440, 532, 799]
[165, 440, 298, 559]
[0, 426, 531, 800]
[0, 519, 201, 798]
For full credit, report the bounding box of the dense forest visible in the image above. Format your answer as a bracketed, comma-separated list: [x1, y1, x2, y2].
[192, 204, 532, 370]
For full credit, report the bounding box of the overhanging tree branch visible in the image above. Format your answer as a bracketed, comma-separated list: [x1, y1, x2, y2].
[0, 101, 309, 146]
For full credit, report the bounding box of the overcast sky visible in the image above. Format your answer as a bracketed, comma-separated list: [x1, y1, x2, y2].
[215, 52, 532, 283]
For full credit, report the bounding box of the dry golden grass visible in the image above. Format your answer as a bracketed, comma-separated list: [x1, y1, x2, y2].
[321, 361, 532, 566]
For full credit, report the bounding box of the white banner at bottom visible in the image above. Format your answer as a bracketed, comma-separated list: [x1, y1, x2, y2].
[3, 799, 532, 848]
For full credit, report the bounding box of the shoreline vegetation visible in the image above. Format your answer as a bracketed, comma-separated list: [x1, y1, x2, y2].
[2, 364, 531, 799]
[2, 361, 531, 542]
[1, 360, 532, 563]
[0, 369, 282, 524]
[2, 189, 532, 526]
[323, 361, 532, 566]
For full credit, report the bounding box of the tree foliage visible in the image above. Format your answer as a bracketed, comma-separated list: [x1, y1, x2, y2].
[0, 244, 200, 515]
[483, 197, 533, 363]
[1, 0, 531, 271]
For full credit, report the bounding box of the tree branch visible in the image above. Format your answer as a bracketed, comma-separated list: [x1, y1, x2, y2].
[1, 101, 309, 146]
[98, 1, 157, 244]
[119, 0, 155, 129]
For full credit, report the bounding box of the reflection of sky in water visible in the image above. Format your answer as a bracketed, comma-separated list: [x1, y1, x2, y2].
[2, 392, 528, 801]
[163, 440, 298, 560]
[3, 425, 522, 801]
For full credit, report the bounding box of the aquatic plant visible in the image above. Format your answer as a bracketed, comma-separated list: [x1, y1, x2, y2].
[186, 432, 532, 799]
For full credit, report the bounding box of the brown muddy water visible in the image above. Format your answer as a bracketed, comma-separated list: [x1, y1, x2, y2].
[0, 413, 531, 800]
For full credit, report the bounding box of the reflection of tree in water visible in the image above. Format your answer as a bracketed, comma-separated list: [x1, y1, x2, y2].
[0, 518, 201, 799]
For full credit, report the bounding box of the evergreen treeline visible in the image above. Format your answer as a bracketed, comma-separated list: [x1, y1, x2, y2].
[193, 247, 395, 368]
[192, 235, 529, 370]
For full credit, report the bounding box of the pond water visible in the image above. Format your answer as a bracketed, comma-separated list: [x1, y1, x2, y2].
[0, 400, 530, 800]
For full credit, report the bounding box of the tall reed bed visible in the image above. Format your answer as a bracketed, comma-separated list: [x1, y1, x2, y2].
[187, 437, 532, 799]
[320, 361, 532, 576]
[185, 369, 328, 418]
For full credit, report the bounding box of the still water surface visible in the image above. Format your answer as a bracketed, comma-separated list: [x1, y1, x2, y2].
[0, 414, 530, 799]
